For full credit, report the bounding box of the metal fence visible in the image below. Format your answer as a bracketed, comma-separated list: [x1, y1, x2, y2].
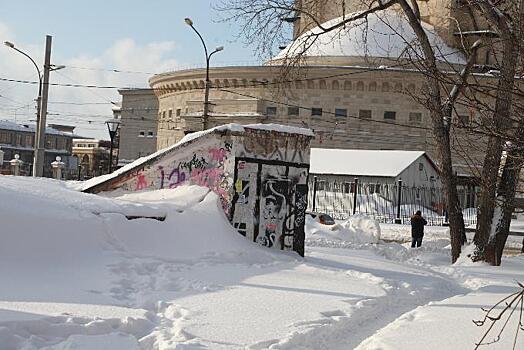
[308, 177, 479, 226]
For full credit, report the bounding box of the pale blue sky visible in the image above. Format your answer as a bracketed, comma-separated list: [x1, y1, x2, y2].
[1, 0, 258, 66]
[0, 1, 288, 138]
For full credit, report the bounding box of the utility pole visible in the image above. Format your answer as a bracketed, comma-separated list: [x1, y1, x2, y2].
[34, 35, 52, 177]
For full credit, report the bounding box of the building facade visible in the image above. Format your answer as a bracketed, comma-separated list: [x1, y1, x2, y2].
[0, 121, 75, 176]
[72, 139, 110, 179]
[111, 0, 512, 179]
[117, 88, 158, 165]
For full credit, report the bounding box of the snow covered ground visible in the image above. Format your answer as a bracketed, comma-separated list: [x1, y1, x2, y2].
[1, 176, 523, 349]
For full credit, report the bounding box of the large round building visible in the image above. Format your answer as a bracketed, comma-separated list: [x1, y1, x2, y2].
[143, 1, 496, 175]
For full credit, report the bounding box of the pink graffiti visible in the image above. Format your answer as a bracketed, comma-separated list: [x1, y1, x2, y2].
[209, 147, 228, 162]
[135, 172, 148, 190]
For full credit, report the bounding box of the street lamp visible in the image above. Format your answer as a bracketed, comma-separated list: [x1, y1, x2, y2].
[4, 37, 62, 177]
[105, 119, 120, 173]
[4, 41, 43, 177]
[184, 17, 224, 130]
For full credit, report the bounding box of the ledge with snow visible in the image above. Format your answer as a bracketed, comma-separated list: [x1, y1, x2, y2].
[82, 123, 314, 256]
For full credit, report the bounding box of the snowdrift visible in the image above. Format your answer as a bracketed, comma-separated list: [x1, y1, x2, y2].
[306, 214, 381, 244]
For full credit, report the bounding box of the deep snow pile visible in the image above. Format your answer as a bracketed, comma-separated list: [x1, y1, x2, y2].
[1, 175, 524, 349]
[306, 214, 381, 244]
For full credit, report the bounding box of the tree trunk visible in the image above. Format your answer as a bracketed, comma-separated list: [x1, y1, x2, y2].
[432, 116, 466, 263]
[490, 137, 524, 265]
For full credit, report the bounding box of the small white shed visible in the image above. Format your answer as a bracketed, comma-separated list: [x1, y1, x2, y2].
[309, 148, 440, 188]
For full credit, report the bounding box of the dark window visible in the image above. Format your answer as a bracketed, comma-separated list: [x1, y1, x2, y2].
[384, 111, 396, 120]
[176, 108, 181, 117]
[409, 112, 422, 123]
[139, 130, 145, 137]
[311, 108, 323, 116]
[359, 109, 372, 119]
[266, 106, 277, 116]
[458, 115, 470, 125]
[288, 106, 299, 116]
[317, 180, 325, 191]
[168, 109, 173, 120]
[335, 108, 347, 118]
[147, 131, 154, 137]
[162, 111, 166, 120]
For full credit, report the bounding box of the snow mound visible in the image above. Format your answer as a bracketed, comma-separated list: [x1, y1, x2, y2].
[306, 214, 381, 244]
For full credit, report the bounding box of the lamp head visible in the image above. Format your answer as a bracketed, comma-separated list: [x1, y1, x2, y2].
[4, 41, 15, 49]
[215, 46, 224, 52]
[184, 18, 193, 26]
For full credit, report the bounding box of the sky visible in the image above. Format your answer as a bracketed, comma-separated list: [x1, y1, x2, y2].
[0, 0, 281, 139]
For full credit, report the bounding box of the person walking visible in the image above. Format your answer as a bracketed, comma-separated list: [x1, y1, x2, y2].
[411, 210, 427, 248]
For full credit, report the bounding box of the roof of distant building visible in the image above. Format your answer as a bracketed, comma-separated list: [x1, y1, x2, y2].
[0, 120, 74, 137]
[309, 148, 437, 177]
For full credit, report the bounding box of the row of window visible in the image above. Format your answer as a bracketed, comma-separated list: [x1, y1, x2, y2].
[138, 130, 155, 138]
[159, 108, 183, 121]
[0, 131, 69, 150]
[267, 106, 423, 123]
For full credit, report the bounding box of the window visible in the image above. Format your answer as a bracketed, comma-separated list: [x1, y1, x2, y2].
[147, 131, 154, 138]
[311, 108, 323, 117]
[419, 163, 424, 171]
[16, 134, 22, 146]
[384, 111, 396, 120]
[0, 132, 10, 144]
[25, 135, 33, 147]
[162, 111, 166, 120]
[458, 115, 470, 125]
[288, 106, 299, 116]
[409, 112, 422, 123]
[176, 108, 181, 117]
[168, 109, 173, 121]
[335, 108, 347, 118]
[139, 130, 145, 137]
[266, 106, 277, 116]
[317, 180, 325, 191]
[359, 110, 372, 119]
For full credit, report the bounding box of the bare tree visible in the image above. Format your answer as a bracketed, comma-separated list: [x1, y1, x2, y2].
[218, 0, 524, 264]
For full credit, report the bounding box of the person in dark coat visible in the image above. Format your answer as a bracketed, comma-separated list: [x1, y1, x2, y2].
[411, 210, 427, 248]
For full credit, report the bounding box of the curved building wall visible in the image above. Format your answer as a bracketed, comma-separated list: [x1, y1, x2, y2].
[149, 65, 487, 174]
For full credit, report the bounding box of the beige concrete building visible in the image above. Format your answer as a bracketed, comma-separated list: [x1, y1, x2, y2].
[117, 0, 509, 177]
[117, 88, 158, 164]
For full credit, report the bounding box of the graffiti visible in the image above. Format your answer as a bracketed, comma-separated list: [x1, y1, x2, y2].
[179, 154, 208, 172]
[158, 166, 165, 189]
[168, 166, 186, 188]
[135, 172, 148, 191]
[256, 178, 288, 248]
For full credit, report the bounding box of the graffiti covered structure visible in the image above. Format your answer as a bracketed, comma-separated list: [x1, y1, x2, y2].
[82, 125, 313, 257]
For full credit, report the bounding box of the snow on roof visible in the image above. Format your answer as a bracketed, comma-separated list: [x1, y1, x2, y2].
[273, 9, 466, 65]
[309, 148, 427, 177]
[0, 120, 73, 136]
[79, 123, 313, 192]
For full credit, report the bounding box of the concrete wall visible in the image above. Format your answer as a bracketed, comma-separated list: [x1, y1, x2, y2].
[84, 128, 312, 256]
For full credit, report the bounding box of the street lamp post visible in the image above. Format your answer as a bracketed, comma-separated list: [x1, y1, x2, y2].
[105, 119, 121, 173]
[4, 36, 62, 177]
[184, 18, 223, 130]
[4, 40, 42, 176]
